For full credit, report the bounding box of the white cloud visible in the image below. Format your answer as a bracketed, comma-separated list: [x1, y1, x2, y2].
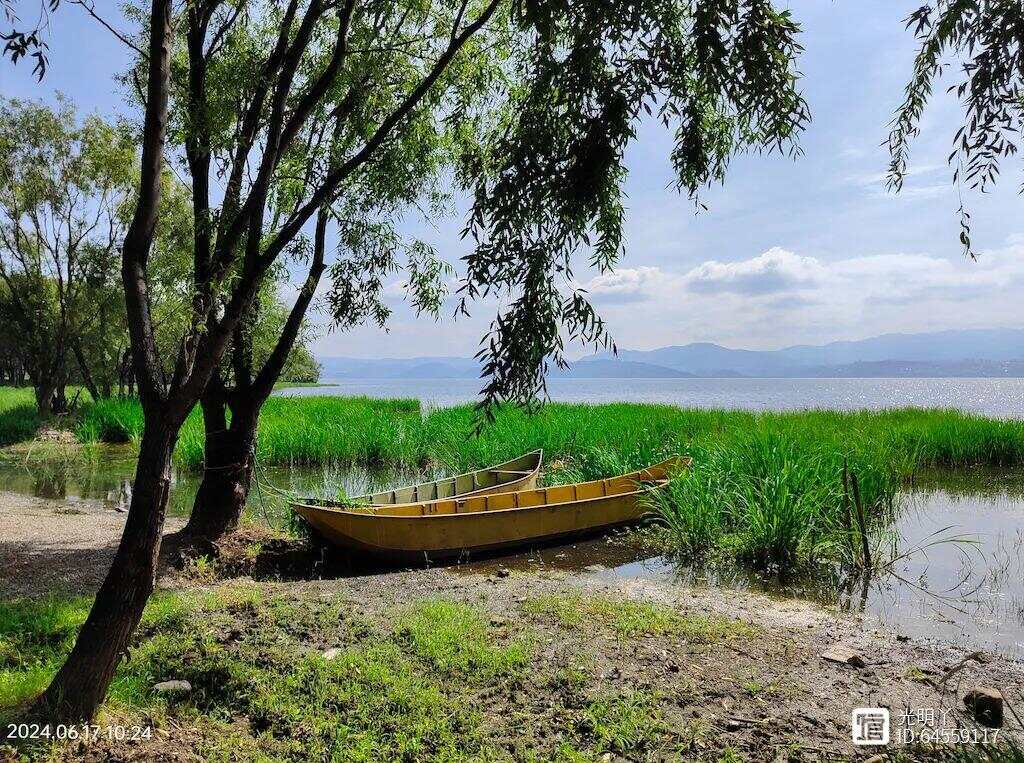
[582, 266, 668, 303]
[566, 241, 1024, 350]
[682, 247, 826, 295]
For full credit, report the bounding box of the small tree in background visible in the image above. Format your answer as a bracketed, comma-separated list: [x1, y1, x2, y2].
[0, 96, 136, 414]
[888, 1, 1024, 256]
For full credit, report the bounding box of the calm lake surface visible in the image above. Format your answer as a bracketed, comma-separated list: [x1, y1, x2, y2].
[282, 377, 1024, 417]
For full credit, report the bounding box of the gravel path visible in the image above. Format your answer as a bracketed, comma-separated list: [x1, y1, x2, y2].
[0, 491, 184, 598]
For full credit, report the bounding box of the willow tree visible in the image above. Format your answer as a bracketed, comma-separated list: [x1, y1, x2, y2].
[154, 4, 479, 542]
[888, 1, 1024, 256]
[35, 0, 808, 722]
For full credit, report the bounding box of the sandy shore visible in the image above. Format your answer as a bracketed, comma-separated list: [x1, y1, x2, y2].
[0, 490, 185, 598]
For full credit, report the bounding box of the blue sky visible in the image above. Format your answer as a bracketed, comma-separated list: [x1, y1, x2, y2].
[3, 0, 1022, 358]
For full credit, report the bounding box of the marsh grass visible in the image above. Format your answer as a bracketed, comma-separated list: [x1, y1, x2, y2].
[22, 389, 1024, 479]
[75, 397, 145, 443]
[643, 426, 905, 568]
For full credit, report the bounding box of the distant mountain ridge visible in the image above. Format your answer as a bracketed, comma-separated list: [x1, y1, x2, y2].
[319, 328, 1024, 379]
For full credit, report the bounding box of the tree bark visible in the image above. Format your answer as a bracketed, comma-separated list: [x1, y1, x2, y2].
[32, 0, 176, 724]
[34, 423, 175, 720]
[34, 379, 56, 418]
[183, 398, 259, 541]
[72, 338, 101, 402]
[185, 207, 329, 544]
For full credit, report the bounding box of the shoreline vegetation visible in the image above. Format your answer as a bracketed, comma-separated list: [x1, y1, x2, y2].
[4, 387, 1024, 759]
[4, 385, 1024, 570]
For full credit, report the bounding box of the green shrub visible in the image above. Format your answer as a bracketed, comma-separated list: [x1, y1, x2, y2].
[76, 397, 145, 443]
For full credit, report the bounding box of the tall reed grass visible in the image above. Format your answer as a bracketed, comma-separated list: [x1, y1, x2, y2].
[13, 385, 1024, 568]
[64, 394, 1024, 478]
[0, 387, 40, 446]
[642, 427, 904, 568]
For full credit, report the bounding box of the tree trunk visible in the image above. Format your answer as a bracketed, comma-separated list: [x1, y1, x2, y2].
[72, 339, 101, 402]
[34, 422, 175, 720]
[183, 398, 259, 542]
[34, 379, 57, 417]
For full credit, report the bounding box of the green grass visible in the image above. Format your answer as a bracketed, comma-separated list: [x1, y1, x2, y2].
[0, 387, 41, 447]
[395, 600, 532, 680]
[0, 588, 540, 761]
[643, 424, 906, 568]
[74, 396, 144, 443]
[12, 387, 1024, 477]
[522, 594, 750, 641]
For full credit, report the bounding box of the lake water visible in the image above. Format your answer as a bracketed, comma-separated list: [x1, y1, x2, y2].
[281, 377, 1024, 417]
[465, 474, 1024, 657]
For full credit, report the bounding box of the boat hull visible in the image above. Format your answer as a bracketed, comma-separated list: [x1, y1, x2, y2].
[293, 457, 685, 562]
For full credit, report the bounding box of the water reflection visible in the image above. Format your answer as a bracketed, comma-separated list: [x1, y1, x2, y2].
[459, 473, 1024, 657]
[0, 452, 438, 523]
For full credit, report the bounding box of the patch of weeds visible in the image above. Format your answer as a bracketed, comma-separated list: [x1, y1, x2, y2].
[0, 592, 186, 715]
[575, 692, 679, 758]
[680, 717, 710, 750]
[523, 593, 751, 641]
[549, 661, 590, 693]
[244, 542, 263, 560]
[395, 599, 532, 681]
[717, 748, 745, 763]
[120, 600, 492, 761]
[904, 665, 929, 682]
[199, 579, 264, 613]
[249, 643, 485, 760]
[180, 554, 218, 584]
[742, 678, 765, 697]
[0, 601, 78, 714]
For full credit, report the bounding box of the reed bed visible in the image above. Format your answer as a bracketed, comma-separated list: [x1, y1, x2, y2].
[13, 386, 1024, 568]
[62, 395, 1024, 477]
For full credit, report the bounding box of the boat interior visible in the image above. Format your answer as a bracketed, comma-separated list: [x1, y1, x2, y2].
[305, 450, 542, 507]
[295, 457, 686, 518]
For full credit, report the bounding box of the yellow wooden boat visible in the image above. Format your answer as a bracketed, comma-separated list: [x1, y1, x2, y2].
[291, 456, 686, 561]
[296, 450, 542, 509]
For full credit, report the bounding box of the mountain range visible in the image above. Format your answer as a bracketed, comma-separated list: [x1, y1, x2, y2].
[318, 328, 1024, 379]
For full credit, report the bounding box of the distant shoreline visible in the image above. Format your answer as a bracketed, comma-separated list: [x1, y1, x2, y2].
[275, 377, 1024, 419]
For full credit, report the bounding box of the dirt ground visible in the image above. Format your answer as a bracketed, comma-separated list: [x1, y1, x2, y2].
[2, 493, 1022, 761]
[0, 491, 185, 598]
